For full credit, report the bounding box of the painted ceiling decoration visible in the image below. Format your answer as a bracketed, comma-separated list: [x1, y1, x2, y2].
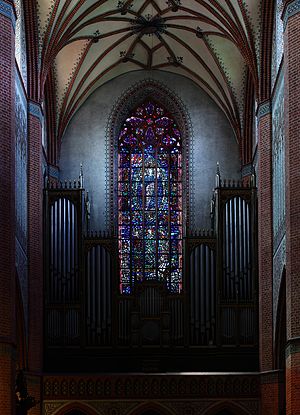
[36, 0, 262, 142]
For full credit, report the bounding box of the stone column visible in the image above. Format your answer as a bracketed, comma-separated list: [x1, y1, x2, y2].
[0, 1, 16, 413]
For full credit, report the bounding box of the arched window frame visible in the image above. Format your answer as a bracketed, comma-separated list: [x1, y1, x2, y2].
[106, 80, 193, 295]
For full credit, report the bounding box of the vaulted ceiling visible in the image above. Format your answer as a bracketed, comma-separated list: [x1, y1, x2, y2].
[37, 0, 262, 141]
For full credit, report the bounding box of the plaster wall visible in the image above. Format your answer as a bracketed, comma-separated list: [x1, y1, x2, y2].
[59, 70, 241, 230]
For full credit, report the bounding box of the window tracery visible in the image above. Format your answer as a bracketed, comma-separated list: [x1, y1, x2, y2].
[118, 101, 182, 294]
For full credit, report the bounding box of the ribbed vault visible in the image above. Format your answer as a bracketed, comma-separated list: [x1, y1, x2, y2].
[36, 0, 262, 142]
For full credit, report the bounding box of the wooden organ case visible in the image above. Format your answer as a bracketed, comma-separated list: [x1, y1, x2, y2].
[44, 173, 258, 372]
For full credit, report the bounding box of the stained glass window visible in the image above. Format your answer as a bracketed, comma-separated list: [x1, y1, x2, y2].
[118, 101, 182, 294]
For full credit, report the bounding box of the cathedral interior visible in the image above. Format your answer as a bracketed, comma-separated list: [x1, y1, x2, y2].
[0, 0, 299, 414]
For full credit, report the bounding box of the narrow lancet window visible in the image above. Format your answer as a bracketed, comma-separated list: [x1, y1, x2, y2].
[118, 101, 182, 294]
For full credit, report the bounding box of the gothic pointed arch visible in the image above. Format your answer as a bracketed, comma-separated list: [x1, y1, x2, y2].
[106, 80, 193, 294]
[106, 79, 193, 233]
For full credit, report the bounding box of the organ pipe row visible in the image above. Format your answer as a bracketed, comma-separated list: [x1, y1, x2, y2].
[222, 196, 252, 302]
[85, 244, 112, 346]
[190, 244, 216, 345]
[49, 198, 79, 303]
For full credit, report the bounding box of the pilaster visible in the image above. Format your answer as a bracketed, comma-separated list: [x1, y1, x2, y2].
[27, 101, 43, 414]
[257, 101, 273, 372]
[257, 101, 275, 413]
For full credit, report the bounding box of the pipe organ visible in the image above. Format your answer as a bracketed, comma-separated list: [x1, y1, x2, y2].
[44, 175, 258, 372]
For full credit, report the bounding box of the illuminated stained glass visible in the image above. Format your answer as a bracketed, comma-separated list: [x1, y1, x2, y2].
[118, 101, 182, 294]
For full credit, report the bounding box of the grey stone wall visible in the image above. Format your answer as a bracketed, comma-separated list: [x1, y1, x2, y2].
[272, 66, 286, 328]
[15, 69, 28, 331]
[59, 70, 241, 230]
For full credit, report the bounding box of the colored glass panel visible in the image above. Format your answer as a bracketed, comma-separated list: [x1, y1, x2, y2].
[118, 101, 182, 293]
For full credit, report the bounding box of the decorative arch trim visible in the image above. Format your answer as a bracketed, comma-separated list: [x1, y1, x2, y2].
[105, 78, 194, 231]
[54, 402, 99, 415]
[202, 400, 252, 415]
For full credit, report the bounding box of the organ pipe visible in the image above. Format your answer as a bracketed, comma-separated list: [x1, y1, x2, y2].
[85, 245, 112, 346]
[190, 244, 216, 345]
[222, 197, 251, 302]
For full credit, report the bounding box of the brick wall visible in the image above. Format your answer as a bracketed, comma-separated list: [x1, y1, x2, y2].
[0, 5, 16, 414]
[257, 109, 277, 413]
[257, 110, 273, 372]
[0, 350, 16, 414]
[286, 350, 300, 414]
[260, 382, 280, 415]
[27, 110, 43, 414]
[284, 9, 300, 340]
[261, 371, 286, 414]
[284, 9, 300, 415]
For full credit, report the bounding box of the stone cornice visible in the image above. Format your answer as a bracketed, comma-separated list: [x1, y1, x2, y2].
[28, 101, 43, 125]
[256, 100, 272, 122]
[0, 0, 16, 30]
[286, 336, 300, 358]
[260, 370, 284, 384]
[48, 165, 60, 180]
[241, 163, 253, 178]
[283, 0, 300, 30]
